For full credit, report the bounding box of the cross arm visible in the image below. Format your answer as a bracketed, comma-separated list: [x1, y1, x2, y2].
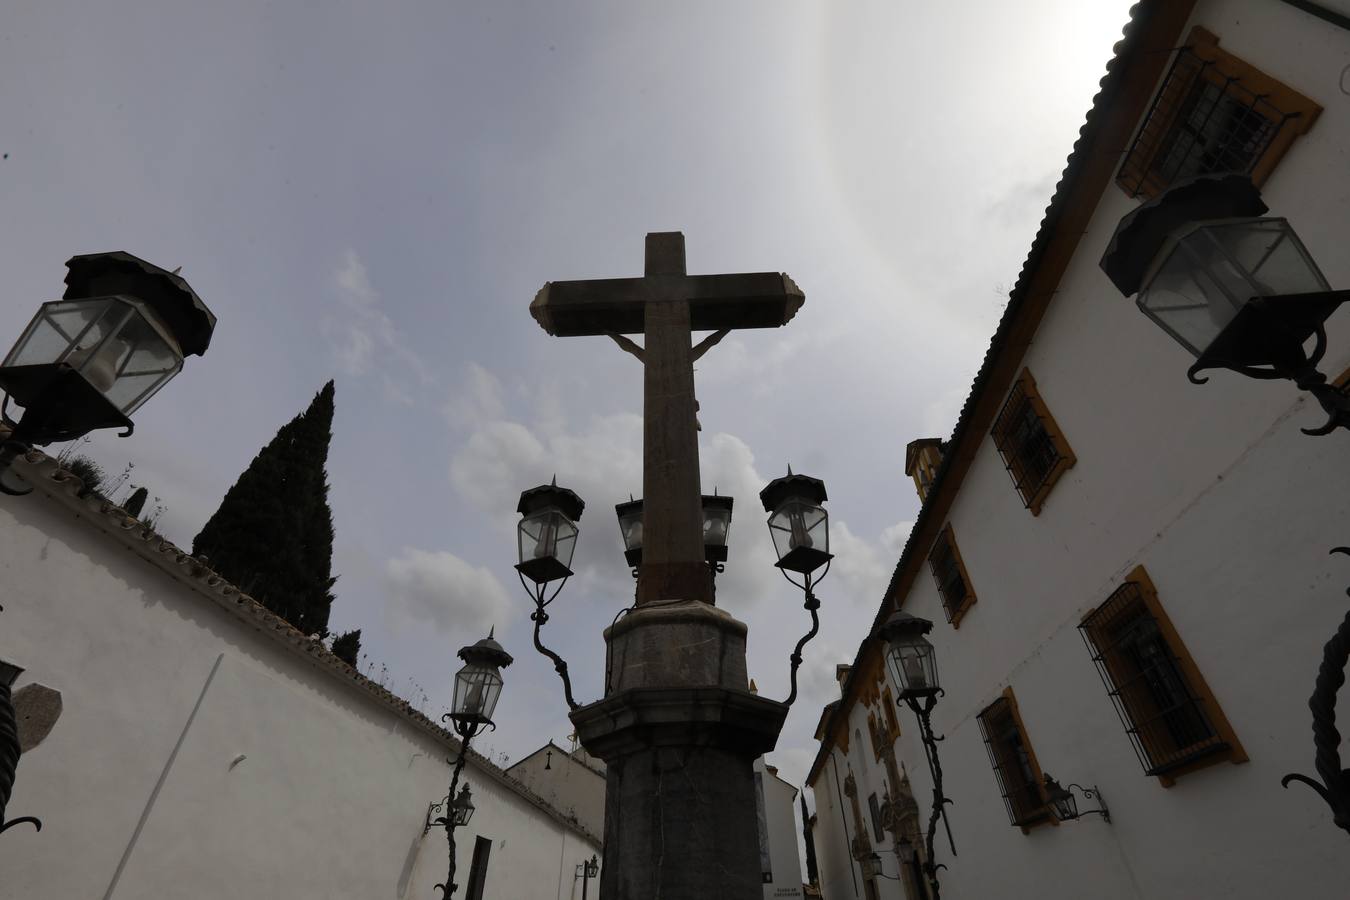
[530, 273, 805, 337]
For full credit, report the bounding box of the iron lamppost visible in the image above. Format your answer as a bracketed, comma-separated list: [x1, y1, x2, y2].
[880, 611, 952, 899]
[0, 252, 216, 495]
[433, 632, 512, 898]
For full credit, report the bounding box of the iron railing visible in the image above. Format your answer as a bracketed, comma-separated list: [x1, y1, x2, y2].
[976, 698, 1049, 827]
[991, 380, 1062, 508]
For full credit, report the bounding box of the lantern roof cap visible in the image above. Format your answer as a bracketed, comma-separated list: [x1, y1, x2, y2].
[614, 495, 643, 517]
[759, 468, 827, 512]
[1099, 173, 1268, 297]
[458, 628, 514, 668]
[702, 492, 734, 512]
[63, 251, 217, 357]
[877, 610, 934, 641]
[517, 478, 585, 521]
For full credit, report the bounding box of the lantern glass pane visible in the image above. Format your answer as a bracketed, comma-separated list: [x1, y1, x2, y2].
[703, 507, 732, 549]
[767, 499, 828, 563]
[3, 299, 123, 368]
[886, 634, 939, 696]
[1051, 791, 1077, 821]
[518, 509, 578, 570]
[98, 304, 184, 414]
[618, 509, 643, 552]
[1138, 218, 1331, 357]
[453, 662, 504, 723]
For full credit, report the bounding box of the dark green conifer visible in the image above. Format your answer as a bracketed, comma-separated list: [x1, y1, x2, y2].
[193, 381, 338, 635]
[331, 629, 361, 667]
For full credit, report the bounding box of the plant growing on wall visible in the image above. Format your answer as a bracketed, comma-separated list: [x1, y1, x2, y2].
[331, 629, 361, 667]
[192, 381, 339, 636]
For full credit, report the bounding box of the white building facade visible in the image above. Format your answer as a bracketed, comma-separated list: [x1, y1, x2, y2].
[809, 1, 1350, 898]
[0, 450, 601, 899]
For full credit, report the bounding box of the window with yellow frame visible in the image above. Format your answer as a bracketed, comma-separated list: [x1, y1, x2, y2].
[1117, 26, 1321, 200]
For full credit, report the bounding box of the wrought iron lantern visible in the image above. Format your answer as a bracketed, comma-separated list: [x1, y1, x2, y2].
[1100, 173, 1350, 435]
[1041, 773, 1110, 823]
[761, 470, 831, 707]
[451, 783, 475, 826]
[702, 493, 733, 568]
[0, 253, 216, 494]
[449, 630, 513, 736]
[515, 478, 584, 586]
[615, 496, 643, 569]
[613, 493, 734, 572]
[880, 612, 940, 701]
[760, 468, 832, 576]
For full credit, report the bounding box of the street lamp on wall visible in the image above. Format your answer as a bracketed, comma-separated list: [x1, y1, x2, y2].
[433, 632, 512, 899]
[1100, 173, 1350, 436]
[1041, 774, 1110, 824]
[879, 611, 953, 899]
[760, 469, 833, 707]
[0, 253, 216, 495]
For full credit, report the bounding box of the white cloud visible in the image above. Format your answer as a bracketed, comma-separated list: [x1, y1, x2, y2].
[443, 362, 507, 429]
[326, 249, 434, 391]
[385, 547, 515, 638]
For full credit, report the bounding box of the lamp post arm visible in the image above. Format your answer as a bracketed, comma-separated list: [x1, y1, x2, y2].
[784, 587, 821, 708]
[1, 658, 41, 838]
[1282, 547, 1350, 835]
[435, 728, 474, 899]
[521, 573, 580, 711]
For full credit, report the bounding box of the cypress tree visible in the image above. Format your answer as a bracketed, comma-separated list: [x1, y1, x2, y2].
[123, 487, 149, 518]
[193, 381, 338, 635]
[331, 629, 361, 667]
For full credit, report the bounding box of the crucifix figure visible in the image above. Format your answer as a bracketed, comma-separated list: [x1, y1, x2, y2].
[531, 232, 803, 607]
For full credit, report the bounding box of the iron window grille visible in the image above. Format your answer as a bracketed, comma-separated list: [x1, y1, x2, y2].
[1117, 27, 1320, 199]
[976, 696, 1050, 828]
[868, 792, 884, 842]
[990, 371, 1075, 514]
[927, 526, 976, 626]
[1080, 579, 1230, 777]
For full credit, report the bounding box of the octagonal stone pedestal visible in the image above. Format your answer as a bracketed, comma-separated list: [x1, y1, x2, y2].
[571, 599, 788, 900]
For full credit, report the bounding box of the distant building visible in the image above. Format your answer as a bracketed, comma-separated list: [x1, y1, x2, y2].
[507, 739, 606, 838]
[0, 445, 600, 898]
[810, 1, 1350, 898]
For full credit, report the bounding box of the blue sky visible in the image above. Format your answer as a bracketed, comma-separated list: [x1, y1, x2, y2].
[1, 0, 1133, 791]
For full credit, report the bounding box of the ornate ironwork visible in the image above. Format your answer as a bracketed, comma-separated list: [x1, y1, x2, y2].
[0, 668, 41, 838]
[1282, 547, 1350, 836]
[518, 572, 580, 711]
[433, 714, 490, 899]
[901, 691, 953, 900]
[783, 560, 828, 708]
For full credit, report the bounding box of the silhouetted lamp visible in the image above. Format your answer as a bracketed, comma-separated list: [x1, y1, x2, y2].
[0, 253, 216, 494]
[515, 479, 585, 585]
[1101, 173, 1350, 435]
[449, 631, 513, 735]
[880, 611, 940, 701]
[759, 469, 832, 576]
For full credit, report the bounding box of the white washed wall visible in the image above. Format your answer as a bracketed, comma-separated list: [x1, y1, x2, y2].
[0, 484, 600, 900]
[883, 3, 1350, 899]
[756, 762, 805, 899]
[814, 3, 1350, 899]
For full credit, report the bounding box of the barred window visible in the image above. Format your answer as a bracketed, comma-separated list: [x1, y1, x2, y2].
[1080, 567, 1246, 782]
[927, 525, 976, 627]
[976, 690, 1051, 829]
[990, 370, 1075, 514]
[1118, 26, 1321, 199]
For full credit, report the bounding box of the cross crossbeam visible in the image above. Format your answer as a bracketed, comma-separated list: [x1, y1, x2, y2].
[531, 233, 805, 605]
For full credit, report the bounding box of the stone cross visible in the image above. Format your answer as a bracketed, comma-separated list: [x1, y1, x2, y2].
[531, 232, 803, 605]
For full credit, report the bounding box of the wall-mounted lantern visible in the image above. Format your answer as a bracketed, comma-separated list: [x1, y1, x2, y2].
[1041, 773, 1110, 823]
[1100, 173, 1350, 436]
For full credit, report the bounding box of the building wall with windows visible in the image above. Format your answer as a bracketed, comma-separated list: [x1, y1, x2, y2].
[0, 451, 601, 900]
[810, 2, 1350, 899]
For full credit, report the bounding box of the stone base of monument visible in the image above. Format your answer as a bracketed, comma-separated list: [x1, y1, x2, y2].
[570, 599, 788, 900]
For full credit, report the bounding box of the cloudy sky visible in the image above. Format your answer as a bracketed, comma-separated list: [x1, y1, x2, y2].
[2, 0, 1133, 796]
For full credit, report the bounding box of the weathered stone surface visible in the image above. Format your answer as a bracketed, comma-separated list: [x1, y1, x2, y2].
[13, 683, 62, 752]
[604, 599, 748, 692]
